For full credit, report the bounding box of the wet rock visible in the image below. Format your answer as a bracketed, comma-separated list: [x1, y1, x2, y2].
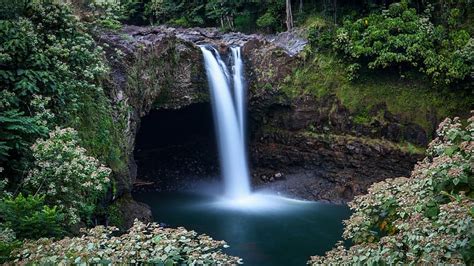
[250, 130, 423, 203]
[111, 194, 153, 230]
[403, 123, 428, 146]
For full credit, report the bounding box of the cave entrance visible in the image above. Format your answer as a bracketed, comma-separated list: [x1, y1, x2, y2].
[134, 103, 218, 191]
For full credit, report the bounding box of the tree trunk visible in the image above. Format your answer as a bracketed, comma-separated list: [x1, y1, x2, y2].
[299, 0, 303, 13]
[286, 0, 293, 31]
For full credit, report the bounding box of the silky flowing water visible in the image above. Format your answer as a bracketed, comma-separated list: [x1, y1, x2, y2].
[200, 45, 251, 199]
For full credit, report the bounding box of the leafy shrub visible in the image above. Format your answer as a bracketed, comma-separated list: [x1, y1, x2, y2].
[24, 127, 111, 225]
[306, 16, 334, 51]
[255, 0, 284, 33]
[310, 112, 474, 264]
[235, 11, 253, 33]
[0, 95, 55, 166]
[0, 227, 21, 264]
[0, 194, 64, 239]
[88, 0, 125, 30]
[0, 178, 9, 198]
[0, 2, 126, 178]
[256, 12, 277, 31]
[334, 1, 472, 86]
[14, 219, 242, 265]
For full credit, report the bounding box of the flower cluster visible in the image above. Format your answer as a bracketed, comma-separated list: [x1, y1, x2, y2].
[310, 111, 473, 264]
[30, 95, 55, 128]
[25, 127, 111, 224]
[0, 176, 11, 199]
[14, 220, 241, 265]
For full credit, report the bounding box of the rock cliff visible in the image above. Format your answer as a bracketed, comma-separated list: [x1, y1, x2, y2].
[97, 25, 430, 224]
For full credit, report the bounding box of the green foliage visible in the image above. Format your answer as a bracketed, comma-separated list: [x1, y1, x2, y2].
[256, 12, 278, 31]
[106, 203, 124, 229]
[305, 16, 334, 51]
[0, 2, 126, 179]
[205, 0, 238, 30]
[255, 0, 285, 32]
[0, 227, 21, 264]
[0, 179, 10, 199]
[0, 194, 64, 240]
[145, 0, 206, 27]
[143, 0, 286, 32]
[310, 113, 474, 264]
[24, 127, 111, 225]
[234, 10, 253, 32]
[0, 0, 28, 19]
[334, 1, 473, 86]
[281, 52, 472, 137]
[14, 220, 241, 264]
[88, 0, 126, 30]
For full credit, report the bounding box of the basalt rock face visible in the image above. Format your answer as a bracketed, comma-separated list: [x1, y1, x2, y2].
[97, 25, 306, 194]
[247, 94, 426, 203]
[250, 130, 421, 203]
[99, 25, 427, 209]
[96, 25, 308, 222]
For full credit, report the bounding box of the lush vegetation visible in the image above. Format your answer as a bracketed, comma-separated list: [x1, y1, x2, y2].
[281, 0, 472, 136]
[0, 1, 122, 262]
[0, 1, 239, 264]
[98, 0, 289, 32]
[0, 0, 472, 264]
[0, 2, 124, 178]
[281, 52, 472, 137]
[310, 113, 473, 264]
[333, 1, 473, 86]
[13, 220, 241, 264]
[24, 127, 112, 225]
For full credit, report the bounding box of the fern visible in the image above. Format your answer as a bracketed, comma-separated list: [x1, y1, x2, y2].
[0, 109, 46, 172]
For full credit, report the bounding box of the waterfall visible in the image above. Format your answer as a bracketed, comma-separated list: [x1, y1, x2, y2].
[200, 46, 251, 199]
[231, 47, 246, 141]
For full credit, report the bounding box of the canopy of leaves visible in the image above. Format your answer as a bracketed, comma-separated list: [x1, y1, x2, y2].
[334, 1, 473, 86]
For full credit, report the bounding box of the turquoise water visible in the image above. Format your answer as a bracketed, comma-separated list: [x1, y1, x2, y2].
[134, 191, 351, 266]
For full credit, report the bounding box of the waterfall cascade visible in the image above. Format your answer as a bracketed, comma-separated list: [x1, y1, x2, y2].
[200, 45, 308, 210]
[200, 46, 251, 199]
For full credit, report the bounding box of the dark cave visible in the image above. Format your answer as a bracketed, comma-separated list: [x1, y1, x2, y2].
[133, 103, 219, 191]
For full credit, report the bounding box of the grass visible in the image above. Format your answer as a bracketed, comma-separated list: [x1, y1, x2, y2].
[281, 52, 473, 138]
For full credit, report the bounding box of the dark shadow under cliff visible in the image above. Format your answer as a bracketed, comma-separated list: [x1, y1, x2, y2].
[133, 103, 219, 190]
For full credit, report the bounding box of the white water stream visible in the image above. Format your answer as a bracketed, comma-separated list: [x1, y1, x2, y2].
[201, 45, 309, 209]
[200, 46, 251, 199]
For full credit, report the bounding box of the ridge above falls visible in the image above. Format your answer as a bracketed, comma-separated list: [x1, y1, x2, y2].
[100, 25, 307, 56]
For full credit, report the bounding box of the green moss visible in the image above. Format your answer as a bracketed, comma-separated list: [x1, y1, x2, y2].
[281, 52, 473, 138]
[352, 112, 372, 124]
[107, 203, 124, 229]
[301, 130, 425, 155]
[73, 83, 127, 173]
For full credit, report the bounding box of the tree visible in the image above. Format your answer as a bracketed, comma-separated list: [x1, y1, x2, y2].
[205, 0, 238, 30]
[286, 0, 293, 31]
